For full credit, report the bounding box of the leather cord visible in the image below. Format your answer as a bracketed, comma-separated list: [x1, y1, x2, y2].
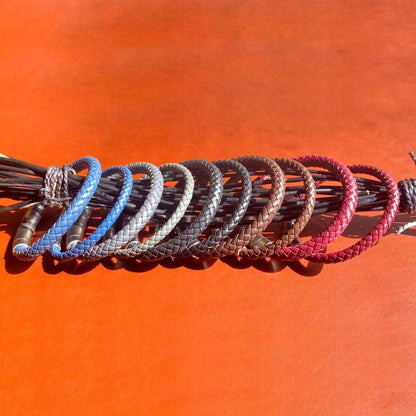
[273, 155, 358, 261]
[50, 165, 133, 260]
[13, 157, 102, 260]
[115, 163, 194, 258]
[204, 155, 286, 258]
[178, 159, 252, 257]
[307, 164, 399, 263]
[82, 162, 164, 260]
[138, 159, 224, 261]
[239, 157, 316, 258]
[9, 153, 402, 265]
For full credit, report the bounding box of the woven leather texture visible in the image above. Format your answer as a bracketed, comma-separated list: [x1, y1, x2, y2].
[139, 159, 224, 261]
[9, 154, 402, 265]
[308, 164, 400, 263]
[179, 159, 252, 256]
[50, 165, 133, 260]
[273, 155, 358, 261]
[205, 155, 285, 257]
[115, 163, 194, 258]
[82, 162, 164, 260]
[240, 157, 317, 258]
[13, 156, 102, 260]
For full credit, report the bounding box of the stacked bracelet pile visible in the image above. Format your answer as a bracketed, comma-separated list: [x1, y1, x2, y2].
[0, 152, 412, 265]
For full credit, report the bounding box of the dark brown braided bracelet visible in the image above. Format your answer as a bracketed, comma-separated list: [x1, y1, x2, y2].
[204, 155, 286, 258]
[239, 157, 316, 258]
[136, 159, 224, 261]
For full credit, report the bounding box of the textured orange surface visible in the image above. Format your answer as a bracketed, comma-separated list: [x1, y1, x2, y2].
[1, 1, 416, 415]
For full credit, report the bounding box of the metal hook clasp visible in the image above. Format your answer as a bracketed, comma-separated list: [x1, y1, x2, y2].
[396, 150, 416, 234]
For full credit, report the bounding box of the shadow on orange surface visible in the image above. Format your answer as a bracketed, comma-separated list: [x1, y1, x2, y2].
[2, 210, 415, 277]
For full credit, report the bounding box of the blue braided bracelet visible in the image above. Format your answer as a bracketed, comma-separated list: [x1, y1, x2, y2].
[50, 165, 133, 260]
[81, 162, 164, 260]
[13, 156, 102, 260]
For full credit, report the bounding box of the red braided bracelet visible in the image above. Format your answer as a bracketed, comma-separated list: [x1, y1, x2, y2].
[272, 155, 358, 261]
[306, 164, 400, 263]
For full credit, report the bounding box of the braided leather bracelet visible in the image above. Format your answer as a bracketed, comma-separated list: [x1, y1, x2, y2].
[179, 159, 252, 257]
[205, 155, 285, 257]
[139, 159, 224, 261]
[82, 162, 164, 260]
[3, 152, 412, 267]
[13, 157, 102, 260]
[270, 155, 358, 261]
[239, 157, 316, 258]
[50, 165, 133, 260]
[115, 163, 194, 258]
[306, 164, 400, 263]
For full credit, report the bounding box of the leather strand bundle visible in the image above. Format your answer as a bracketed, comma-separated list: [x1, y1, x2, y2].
[0, 152, 413, 266]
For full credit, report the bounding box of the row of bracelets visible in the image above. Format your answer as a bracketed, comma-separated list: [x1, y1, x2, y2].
[11, 154, 401, 264]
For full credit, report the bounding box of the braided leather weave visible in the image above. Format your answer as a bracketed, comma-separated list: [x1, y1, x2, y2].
[271, 155, 358, 261]
[82, 162, 164, 260]
[115, 163, 194, 258]
[50, 166, 133, 260]
[13, 157, 102, 260]
[179, 159, 252, 256]
[4, 152, 411, 268]
[203, 155, 285, 257]
[239, 157, 316, 258]
[138, 159, 224, 261]
[306, 164, 400, 263]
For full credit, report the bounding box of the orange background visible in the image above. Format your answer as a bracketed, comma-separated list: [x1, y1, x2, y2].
[1, 1, 416, 414]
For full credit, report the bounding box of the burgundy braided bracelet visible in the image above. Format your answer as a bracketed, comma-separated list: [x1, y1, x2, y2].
[265, 155, 358, 261]
[306, 164, 399, 263]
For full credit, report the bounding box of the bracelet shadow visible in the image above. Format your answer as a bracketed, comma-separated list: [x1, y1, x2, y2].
[0, 210, 323, 276]
[3, 210, 414, 277]
[2, 239, 323, 277]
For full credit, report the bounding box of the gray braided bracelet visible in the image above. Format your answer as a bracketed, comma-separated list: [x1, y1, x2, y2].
[82, 162, 164, 260]
[138, 159, 224, 261]
[178, 159, 252, 257]
[114, 163, 194, 258]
